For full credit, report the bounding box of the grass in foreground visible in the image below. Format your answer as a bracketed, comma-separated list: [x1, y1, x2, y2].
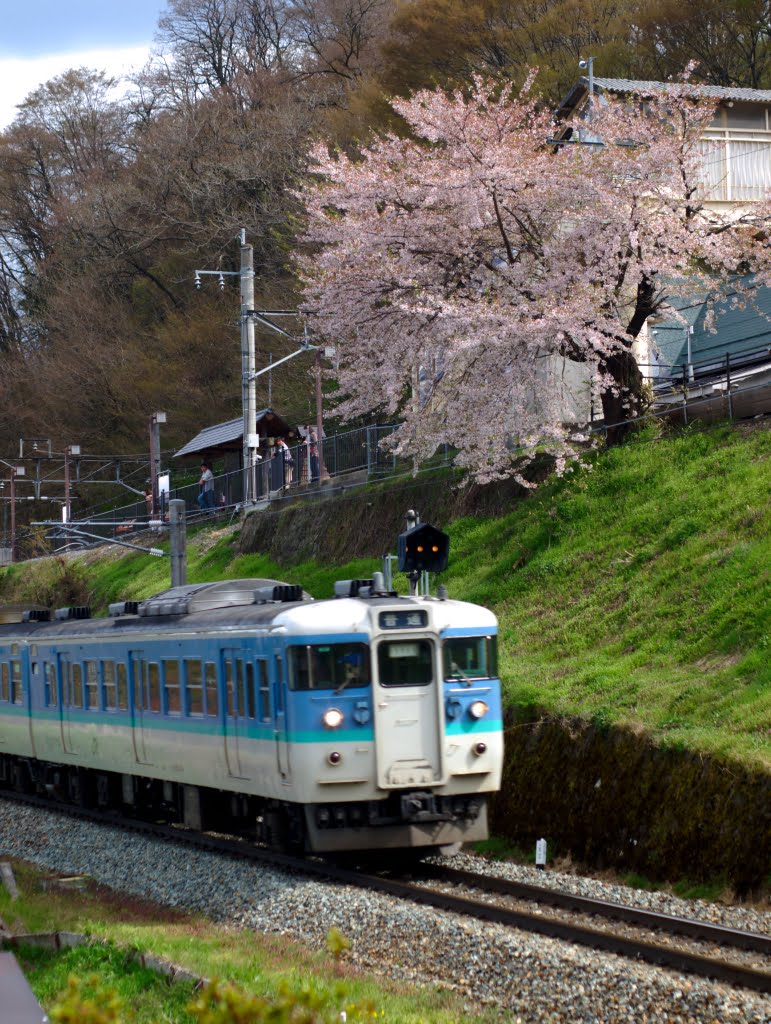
[0, 860, 498, 1024]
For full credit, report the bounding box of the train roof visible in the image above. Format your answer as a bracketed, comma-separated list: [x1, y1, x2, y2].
[0, 578, 496, 643]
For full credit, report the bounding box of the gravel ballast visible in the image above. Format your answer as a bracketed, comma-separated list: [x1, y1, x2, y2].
[0, 801, 768, 1023]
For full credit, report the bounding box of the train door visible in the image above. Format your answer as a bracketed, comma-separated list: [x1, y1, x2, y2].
[128, 651, 151, 765]
[222, 649, 251, 779]
[56, 653, 76, 755]
[372, 637, 444, 788]
[273, 653, 290, 779]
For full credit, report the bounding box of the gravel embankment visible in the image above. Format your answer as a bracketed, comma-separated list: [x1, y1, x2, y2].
[0, 802, 768, 1024]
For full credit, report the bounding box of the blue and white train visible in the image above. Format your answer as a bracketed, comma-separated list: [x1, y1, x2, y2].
[0, 574, 503, 854]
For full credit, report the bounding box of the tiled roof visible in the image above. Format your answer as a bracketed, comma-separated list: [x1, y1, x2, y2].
[589, 78, 771, 103]
[174, 410, 288, 458]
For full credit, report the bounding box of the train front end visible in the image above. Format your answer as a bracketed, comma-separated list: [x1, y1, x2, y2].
[280, 580, 503, 854]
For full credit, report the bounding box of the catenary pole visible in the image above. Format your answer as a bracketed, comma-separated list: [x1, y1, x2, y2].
[240, 231, 257, 504]
[169, 499, 187, 587]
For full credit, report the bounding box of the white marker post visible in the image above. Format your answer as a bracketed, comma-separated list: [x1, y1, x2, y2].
[535, 838, 547, 871]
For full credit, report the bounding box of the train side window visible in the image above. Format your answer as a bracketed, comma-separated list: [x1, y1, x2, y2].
[245, 662, 255, 719]
[185, 660, 204, 716]
[85, 660, 99, 709]
[1, 663, 9, 702]
[132, 658, 144, 709]
[44, 663, 57, 707]
[257, 661, 270, 720]
[70, 663, 83, 708]
[225, 659, 235, 716]
[116, 663, 128, 710]
[147, 663, 161, 712]
[205, 663, 218, 717]
[164, 660, 181, 715]
[274, 655, 285, 713]
[236, 660, 246, 718]
[11, 661, 22, 704]
[102, 661, 117, 710]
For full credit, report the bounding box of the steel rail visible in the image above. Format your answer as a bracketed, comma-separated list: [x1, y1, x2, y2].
[420, 864, 771, 955]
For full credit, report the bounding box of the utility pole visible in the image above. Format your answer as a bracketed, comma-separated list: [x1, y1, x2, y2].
[240, 231, 259, 504]
[63, 445, 80, 523]
[579, 57, 596, 122]
[315, 348, 326, 483]
[8, 466, 25, 564]
[169, 499, 187, 587]
[149, 412, 166, 515]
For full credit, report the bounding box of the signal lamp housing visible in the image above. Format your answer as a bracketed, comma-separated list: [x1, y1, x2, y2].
[397, 522, 450, 573]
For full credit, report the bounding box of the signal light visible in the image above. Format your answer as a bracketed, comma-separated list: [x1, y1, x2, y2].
[397, 522, 450, 573]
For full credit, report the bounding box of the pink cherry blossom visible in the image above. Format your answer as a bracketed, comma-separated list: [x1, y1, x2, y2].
[296, 76, 771, 482]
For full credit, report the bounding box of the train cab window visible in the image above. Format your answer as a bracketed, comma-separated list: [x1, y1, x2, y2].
[205, 663, 218, 717]
[185, 660, 204, 716]
[102, 661, 117, 710]
[147, 663, 161, 712]
[44, 663, 57, 707]
[257, 660, 270, 720]
[85, 661, 99, 709]
[11, 661, 23, 704]
[163, 660, 181, 715]
[116, 663, 128, 710]
[377, 640, 433, 687]
[288, 643, 370, 691]
[443, 635, 498, 682]
[1, 663, 9, 702]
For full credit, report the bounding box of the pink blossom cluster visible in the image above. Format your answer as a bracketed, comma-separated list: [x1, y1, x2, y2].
[297, 74, 771, 481]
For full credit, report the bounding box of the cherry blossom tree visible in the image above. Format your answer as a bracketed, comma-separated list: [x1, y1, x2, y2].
[297, 75, 771, 481]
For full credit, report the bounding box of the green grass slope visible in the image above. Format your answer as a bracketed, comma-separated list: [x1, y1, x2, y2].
[443, 421, 771, 770]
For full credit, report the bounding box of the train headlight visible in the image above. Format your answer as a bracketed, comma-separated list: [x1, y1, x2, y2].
[469, 700, 489, 719]
[322, 708, 344, 729]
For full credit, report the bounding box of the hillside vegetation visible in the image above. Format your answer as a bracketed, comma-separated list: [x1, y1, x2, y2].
[1, 420, 769, 771]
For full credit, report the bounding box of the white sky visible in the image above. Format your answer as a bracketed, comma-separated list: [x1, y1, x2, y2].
[0, 1, 167, 130]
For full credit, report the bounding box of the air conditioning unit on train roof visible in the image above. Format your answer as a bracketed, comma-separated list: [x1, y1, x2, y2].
[138, 578, 313, 617]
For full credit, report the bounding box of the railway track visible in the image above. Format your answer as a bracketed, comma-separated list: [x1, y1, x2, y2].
[2, 791, 769, 996]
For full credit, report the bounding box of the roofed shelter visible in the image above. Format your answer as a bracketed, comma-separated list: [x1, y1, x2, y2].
[174, 410, 292, 466]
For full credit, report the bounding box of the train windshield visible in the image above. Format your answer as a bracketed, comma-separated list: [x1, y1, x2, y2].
[377, 639, 434, 687]
[288, 643, 370, 691]
[443, 636, 498, 682]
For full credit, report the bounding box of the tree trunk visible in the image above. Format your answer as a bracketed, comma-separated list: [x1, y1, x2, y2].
[600, 276, 655, 445]
[600, 345, 644, 446]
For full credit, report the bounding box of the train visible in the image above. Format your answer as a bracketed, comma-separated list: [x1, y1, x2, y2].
[0, 544, 503, 855]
